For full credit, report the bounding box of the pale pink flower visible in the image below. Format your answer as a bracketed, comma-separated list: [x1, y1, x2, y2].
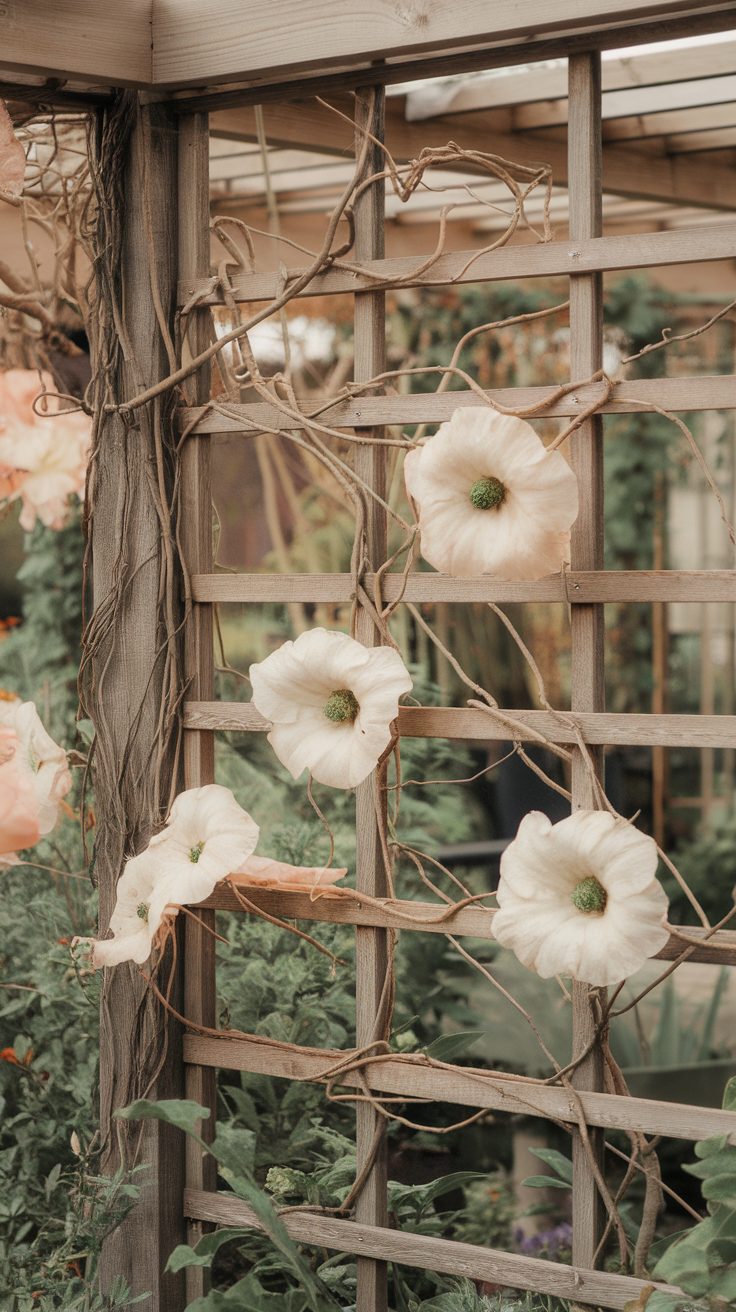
[0, 370, 91, 530]
[0, 699, 71, 839]
[0, 101, 24, 203]
[0, 727, 41, 859]
[232, 854, 347, 892]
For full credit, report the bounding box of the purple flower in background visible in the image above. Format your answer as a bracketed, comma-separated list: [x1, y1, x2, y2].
[514, 1221, 573, 1259]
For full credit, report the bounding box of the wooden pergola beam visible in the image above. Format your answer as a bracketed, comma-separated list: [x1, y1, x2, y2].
[405, 34, 736, 119]
[211, 99, 736, 210]
[152, 1, 736, 87]
[513, 71, 736, 131]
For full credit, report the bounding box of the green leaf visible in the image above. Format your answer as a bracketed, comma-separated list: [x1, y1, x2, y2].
[700, 1173, 736, 1203]
[723, 1076, 736, 1112]
[654, 1231, 710, 1295]
[528, 1147, 574, 1184]
[166, 1228, 247, 1273]
[521, 1175, 571, 1190]
[211, 1123, 256, 1179]
[115, 1098, 211, 1150]
[424, 1031, 485, 1062]
[217, 1173, 339, 1311]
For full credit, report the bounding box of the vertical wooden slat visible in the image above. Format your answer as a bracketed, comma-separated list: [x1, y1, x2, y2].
[353, 85, 390, 1312]
[567, 52, 607, 1269]
[177, 110, 218, 1302]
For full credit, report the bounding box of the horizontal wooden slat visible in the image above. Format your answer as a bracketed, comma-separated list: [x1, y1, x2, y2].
[179, 376, 736, 434]
[184, 1188, 680, 1311]
[185, 701, 736, 748]
[201, 885, 736, 966]
[191, 569, 736, 605]
[183, 1034, 736, 1142]
[178, 224, 736, 305]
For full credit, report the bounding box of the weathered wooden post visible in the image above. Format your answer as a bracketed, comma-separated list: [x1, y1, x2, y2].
[84, 92, 186, 1310]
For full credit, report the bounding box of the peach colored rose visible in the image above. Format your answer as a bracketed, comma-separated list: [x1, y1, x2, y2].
[0, 727, 42, 860]
[0, 700, 71, 840]
[0, 370, 91, 530]
[0, 101, 24, 203]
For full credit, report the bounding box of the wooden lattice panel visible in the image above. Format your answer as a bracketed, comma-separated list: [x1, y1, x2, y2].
[177, 56, 736, 1312]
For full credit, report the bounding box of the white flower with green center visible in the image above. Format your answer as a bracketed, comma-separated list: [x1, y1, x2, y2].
[403, 408, 579, 580]
[249, 628, 413, 789]
[492, 809, 669, 986]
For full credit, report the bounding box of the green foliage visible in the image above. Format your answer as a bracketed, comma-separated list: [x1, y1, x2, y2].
[638, 1077, 736, 1311]
[408, 1288, 571, 1312]
[522, 1148, 573, 1193]
[668, 816, 736, 927]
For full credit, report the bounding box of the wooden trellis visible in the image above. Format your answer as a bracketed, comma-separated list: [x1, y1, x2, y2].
[172, 49, 736, 1312]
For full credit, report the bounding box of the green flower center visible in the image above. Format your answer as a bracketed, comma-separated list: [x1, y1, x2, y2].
[189, 841, 205, 864]
[136, 903, 149, 922]
[324, 689, 359, 723]
[469, 476, 506, 510]
[571, 876, 607, 915]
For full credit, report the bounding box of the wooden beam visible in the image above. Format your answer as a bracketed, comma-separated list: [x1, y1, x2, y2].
[183, 1034, 736, 1142]
[210, 99, 736, 209]
[180, 221, 736, 304]
[604, 101, 736, 142]
[184, 1189, 681, 1311]
[171, 12, 736, 111]
[200, 885, 736, 967]
[179, 376, 736, 437]
[184, 700, 736, 749]
[190, 570, 736, 606]
[0, 0, 151, 86]
[153, 2, 736, 88]
[515, 72, 736, 131]
[405, 37, 736, 119]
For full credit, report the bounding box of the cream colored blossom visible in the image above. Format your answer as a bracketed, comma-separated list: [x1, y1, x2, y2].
[76, 785, 260, 968]
[404, 408, 578, 580]
[0, 699, 71, 841]
[493, 809, 669, 986]
[249, 628, 413, 789]
[0, 370, 91, 530]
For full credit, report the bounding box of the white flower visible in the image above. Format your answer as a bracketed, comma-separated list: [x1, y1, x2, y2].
[492, 809, 669, 986]
[0, 698, 71, 838]
[249, 628, 413, 789]
[76, 785, 260, 968]
[403, 408, 579, 580]
[233, 854, 347, 891]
